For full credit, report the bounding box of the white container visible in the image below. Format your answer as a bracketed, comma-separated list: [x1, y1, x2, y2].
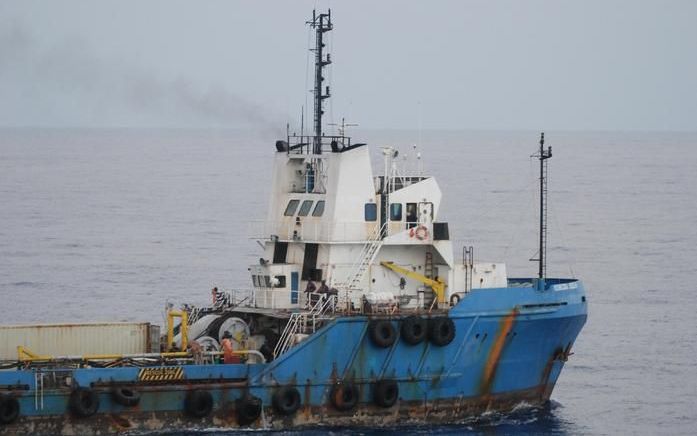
[0, 322, 159, 360]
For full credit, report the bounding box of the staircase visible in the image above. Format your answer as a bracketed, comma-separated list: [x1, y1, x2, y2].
[273, 294, 336, 358]
[339, 222, 386, 291]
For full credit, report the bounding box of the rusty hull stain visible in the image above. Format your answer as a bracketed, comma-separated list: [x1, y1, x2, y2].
[3, 386, 553, 436]
[479, 308, 518, 396]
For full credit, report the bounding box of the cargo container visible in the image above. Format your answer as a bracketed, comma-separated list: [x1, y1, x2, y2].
[0, 322, 160, 360]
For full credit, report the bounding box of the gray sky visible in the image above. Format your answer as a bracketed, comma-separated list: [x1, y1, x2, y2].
[1, 0, 695, 131]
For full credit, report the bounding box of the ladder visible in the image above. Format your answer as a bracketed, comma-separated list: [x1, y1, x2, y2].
[273, 312, 305, 358]
[423, 252, 436, 307]
[273, 294, 337, 358]
[339, 223, 386, 291]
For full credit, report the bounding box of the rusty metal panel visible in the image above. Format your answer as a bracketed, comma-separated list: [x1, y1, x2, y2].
[0, 322, 155, 359]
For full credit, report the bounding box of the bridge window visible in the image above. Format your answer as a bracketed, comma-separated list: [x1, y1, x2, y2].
[298, 200, 313, 216]
[364, 203, 377, 221]
[312, 200, 325, 217]
[284, 199, 300, 216]
[390, 203, 402, 221]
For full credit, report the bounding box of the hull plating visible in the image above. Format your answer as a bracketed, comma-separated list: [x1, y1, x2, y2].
[0, 281, 587, 435]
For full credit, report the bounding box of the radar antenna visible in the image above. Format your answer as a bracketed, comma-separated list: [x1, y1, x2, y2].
[329, 118, 358, 137]
[530, 132, 552, 281]
[307, 9, 333, 154]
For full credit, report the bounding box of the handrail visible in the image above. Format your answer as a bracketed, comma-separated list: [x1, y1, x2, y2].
[337, 222, 386, 290]
[14, 346, 266, 364]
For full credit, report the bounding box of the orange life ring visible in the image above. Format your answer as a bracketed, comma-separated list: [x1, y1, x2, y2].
[415, 225, 428, 240]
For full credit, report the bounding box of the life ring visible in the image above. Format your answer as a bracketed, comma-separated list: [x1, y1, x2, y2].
[373, 380, 399, 408]
[415, 225, 429, 240]
[449, 293, 462, 306]
[408, 227, 415, 238]
[184, 390, 213, 418]
[69, 388, 100, 418]
[428, 317, 456, 346]
[236, 395, 262, 426]
[368, 319, 396, 348]
[272, 386, 301, 416]
[400, 316, 427, 345]
[0, 394, 20, 425]
[111, 387, 140, 407]
[330, 382, 359, 411]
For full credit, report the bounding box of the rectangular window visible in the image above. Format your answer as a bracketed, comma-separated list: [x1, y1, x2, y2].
[284, 199, 300, 216]
[312, 200, 325, 217]
[298, 200, 313, 216]
[274, 275, 286, 288]
[264, 275, 271, 287]
[252, 275, 259, 287]
[364, 203, 377, 221]
[406, 202, 417, 228]
[390, 203, 403, 221]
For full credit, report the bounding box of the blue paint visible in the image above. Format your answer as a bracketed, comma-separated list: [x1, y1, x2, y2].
[0, 278, 586, 426]
[291, 271, 298, 304]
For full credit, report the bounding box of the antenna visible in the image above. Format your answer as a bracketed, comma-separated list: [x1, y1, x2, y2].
[307, 9, 333, 154]
[328, 117, 358, 137]
[530, 132, 552, 281]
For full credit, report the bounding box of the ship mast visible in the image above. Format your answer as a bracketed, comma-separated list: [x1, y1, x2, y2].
[307, 9, 333, 154]
[532, 132, 552, 281]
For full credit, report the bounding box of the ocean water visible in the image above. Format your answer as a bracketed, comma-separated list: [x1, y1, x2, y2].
[1, 128, 695, 435]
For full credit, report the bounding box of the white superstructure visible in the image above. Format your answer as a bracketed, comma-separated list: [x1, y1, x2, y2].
[248, 140, 507, 310]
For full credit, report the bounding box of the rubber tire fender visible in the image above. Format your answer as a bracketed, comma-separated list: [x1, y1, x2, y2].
[428, 317, 456, 346]
[236, 395, 262, 426]
[111, 387, 141, 407]
[400, 316, 427, 345]
[272, 386, 301, 416]
[368, 319, 396, 348]
[373, 380, 399, 408]
[69, 388, 100, 418]
[184, 390, 213, 418]
[330, 382, 359, 411]
[0, 394, 20, 425]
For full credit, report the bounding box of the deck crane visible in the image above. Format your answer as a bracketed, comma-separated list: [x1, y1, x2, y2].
[380, 261, 447, 306]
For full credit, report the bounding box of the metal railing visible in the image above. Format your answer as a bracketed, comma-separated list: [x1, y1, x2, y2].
[248, 220, 379, 243]
[273, 293, 336, 358]
[336, 222, 386, 291]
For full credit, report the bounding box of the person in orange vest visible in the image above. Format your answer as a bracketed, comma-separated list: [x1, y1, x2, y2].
[221, 331, 240, 364]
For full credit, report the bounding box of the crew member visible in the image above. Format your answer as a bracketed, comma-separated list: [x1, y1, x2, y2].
[221, 331, 240, 364]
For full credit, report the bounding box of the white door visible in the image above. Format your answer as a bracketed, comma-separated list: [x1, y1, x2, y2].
[418, 202, 433, 224]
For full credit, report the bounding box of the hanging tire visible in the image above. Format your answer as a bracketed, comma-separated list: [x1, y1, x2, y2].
[400, 316, 427, 345]
[111, 387, 140, 407]
[184, 390, 213, 418]
[0, 395, 20, 425]
[330, 382, 359, 411]
[368, 319, 396, 348]
[236, 395, 262, 426]
[429, 317, 456, 346]
[373, 380, 399, 408]
[272, 386, 301, 416]
[69, 388, 100, 418]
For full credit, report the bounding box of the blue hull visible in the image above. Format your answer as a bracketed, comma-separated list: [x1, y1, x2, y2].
[0, 279, 587, 435]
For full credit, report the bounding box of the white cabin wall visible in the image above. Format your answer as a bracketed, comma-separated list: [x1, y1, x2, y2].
[325, 147, 376, 241]
[388, 178, 443, 220]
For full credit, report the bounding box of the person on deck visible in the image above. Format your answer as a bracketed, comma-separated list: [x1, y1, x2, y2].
[221, 331, 240, 364]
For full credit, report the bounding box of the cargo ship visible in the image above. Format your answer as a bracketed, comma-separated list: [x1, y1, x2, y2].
[0, 10, 587, 435]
